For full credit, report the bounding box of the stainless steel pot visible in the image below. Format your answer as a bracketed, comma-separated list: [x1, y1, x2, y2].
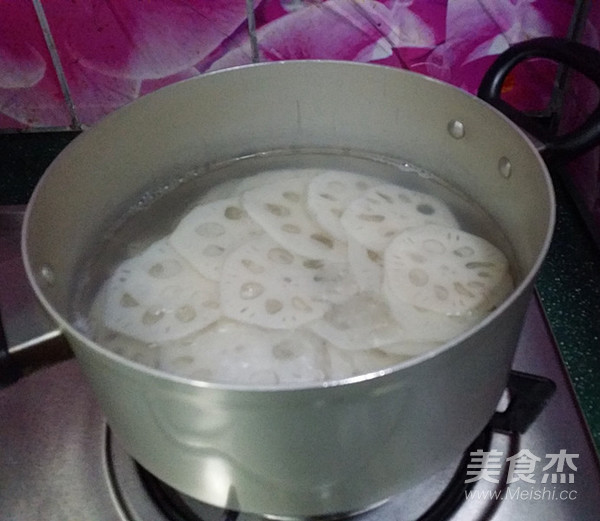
[18, 40, 598, 517]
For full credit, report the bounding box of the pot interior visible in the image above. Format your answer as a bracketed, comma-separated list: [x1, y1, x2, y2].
[23, 61, 554, 375]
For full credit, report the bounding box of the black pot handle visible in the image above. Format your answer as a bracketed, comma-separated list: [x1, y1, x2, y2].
[478, 37, 600, 162]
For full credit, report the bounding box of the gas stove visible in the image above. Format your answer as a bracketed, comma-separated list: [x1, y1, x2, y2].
[1, 205, 600, 521]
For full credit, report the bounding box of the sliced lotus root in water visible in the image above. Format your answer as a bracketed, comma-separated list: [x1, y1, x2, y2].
[326, 344, 409, 380]
[101, 239, 220, 343]
[197, 177, 242, 204]
[347, 238, 383, 293]
[93, 327, 162, 369]
[304, 258, 358, 305]
[169, 197, 264, 281]
[220, 236, 336, 329]
[340, 183, 460, 252]
[384, 224, 512, 316]
[234, 168, 320, 195]
[242, 177, 347, 262]
[383, 281, 484, 343]
[377, 339, 443, 358]
[159, 320, 329, 385]
[307, 170, 382, 240]
[308, 293, 406, 351]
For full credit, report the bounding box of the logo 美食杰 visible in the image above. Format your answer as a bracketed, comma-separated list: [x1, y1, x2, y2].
[464, 449, 579, 501]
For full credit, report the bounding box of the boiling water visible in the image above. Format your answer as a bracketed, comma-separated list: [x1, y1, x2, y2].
[74, 148, 517, 386]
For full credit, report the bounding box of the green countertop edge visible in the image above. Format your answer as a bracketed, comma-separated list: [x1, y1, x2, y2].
[536, 170, 600, 456]
[2, 132, 600, 454]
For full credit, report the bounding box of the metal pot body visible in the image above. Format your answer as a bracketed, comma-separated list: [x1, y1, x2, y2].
[22, 62, 554, 517]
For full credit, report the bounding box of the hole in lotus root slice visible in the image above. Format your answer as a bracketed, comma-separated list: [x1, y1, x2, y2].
[340, 184, 460, 252]
[101, 239, 221, 343]
[307, 171, 383, 240]
[220, 236, 331, 329]
[169, 197, 264, 281]
[384, 225, 512, 316]
[242, 177, 347, 262]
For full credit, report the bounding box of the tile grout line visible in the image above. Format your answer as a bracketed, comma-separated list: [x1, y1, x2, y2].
[245, 0, 260, 63]
[30, 0, 81, 130]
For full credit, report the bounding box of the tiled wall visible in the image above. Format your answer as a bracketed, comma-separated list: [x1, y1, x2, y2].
[1, 0, 590, 130]
[1, 0, 255, 128]
[2, 0, 599, 229]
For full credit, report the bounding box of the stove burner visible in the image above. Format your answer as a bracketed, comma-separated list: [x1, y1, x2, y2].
[136, 429, 494, 521]
[137, 464, 242, 521]
[106, 372, 555, 521]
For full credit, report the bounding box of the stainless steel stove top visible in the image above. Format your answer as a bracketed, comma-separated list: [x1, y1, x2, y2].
[1, 206, 600, 521]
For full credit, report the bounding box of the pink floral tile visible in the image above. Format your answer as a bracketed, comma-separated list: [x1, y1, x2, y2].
[40, 0, 253, 126]
[0, 0, 593, 132]
[217, 0, 575, 112]
[423, 0, 574, 95]
[213, 0, 444, 70]
[0, 0, 72, 128]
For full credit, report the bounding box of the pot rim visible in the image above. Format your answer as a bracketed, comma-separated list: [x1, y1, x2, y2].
[21, 60, 556, 393]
